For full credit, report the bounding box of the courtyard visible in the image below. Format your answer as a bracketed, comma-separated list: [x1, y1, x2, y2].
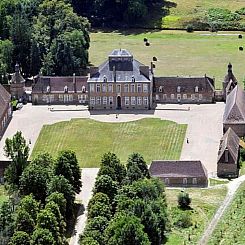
[0, 102, 225, 174]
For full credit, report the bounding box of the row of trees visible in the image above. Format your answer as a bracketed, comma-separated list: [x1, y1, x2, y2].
[72, 0, 164, 27]
[0, 131, 82, 244]
[0, 0, 90, 81]
[80, 152, 168, 245]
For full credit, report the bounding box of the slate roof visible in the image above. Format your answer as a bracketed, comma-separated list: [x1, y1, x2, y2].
[154, 76, 215, 93]
[32, 76, 88, 93]
[88, 49, 151, 83]
[217, 127, 240, 164]
[0, 84, 11, 119]
[149, 160, 208, 178]
[223, 85, 245, 124]
[11, 64, 25, 84]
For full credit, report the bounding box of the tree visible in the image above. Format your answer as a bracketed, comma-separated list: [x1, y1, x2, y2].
[19, 163, 51, 202]
[31, 228, 55, 245]
[178, 191, 191, 209]
[105, 213, 150, 245]
[93, 175, 118, 201]
[9, 231, 30, 245]
[4, 131, 29, 189]
[80, 237, 99, 245]
[46, 192, 67, 218]
[87, 199, 112, 220]
[32, 152, 54, 168]
[98, 152, 126, 184]
[54, 150, 82, 193]
[14, 209, 35, 234]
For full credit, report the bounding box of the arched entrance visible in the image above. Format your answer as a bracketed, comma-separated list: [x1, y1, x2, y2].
[117, 96, 121, 109]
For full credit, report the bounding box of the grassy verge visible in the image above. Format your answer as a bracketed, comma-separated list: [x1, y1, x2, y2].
[0, 185, 8, 206]
[209, 178, 229, 186]
[90, 30, 245, 89]
[165, 186, 227, 244]
[31, 118, 187, 168]
[208, 182, 245, 244]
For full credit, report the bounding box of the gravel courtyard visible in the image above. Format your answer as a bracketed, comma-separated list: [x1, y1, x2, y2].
[0, 102, 225, 174]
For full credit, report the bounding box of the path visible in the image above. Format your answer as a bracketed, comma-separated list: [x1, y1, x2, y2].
[198, 175, 245, 245]
[69, 168, 99, 245]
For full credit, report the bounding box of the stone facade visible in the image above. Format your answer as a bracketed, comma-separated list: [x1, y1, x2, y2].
[10, 64, 25, 99]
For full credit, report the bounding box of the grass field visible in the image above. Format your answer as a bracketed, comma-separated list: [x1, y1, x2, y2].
[208, 182, 245, 244]
[90, 30, 245, 89]
[0, 185, 8, 206]
[162, 0, 245, 29]
[31, 118, 186, 168]
[165, 186, 227, 245]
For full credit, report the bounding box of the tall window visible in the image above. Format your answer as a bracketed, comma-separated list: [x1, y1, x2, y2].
[137, 97, 142, 105]
[90, 97, 95, 105]
[69, 95, 73, 101]
[116, 84, 121, 93]
[59, 94, 63, 102]
[183, 94, 187, 99]
[137, 84, 142, 93]
[109, 96, 113, 105]
[108, 84, 113, 92]
[164, 178, 169, 185]
[192, 178, 197, 185]
[96, 96, 101, 104]
[125, 97, 129, 105]
[102, 84, 107, 92]
[177, 86, 181, 93]
[96, 84, 101, 92]
[171, 94, 175, 99]
[143, 84, 148, 92]
[143, 97, 148, 105]
[191, 94, 195, 100]
[183, 178, 187, 185]
[195, 86, 199, 93]
[163, 94, 167, 100]
[131, 84, 135, 93]
[199, 94, 203, 100]
[103, 96, 107, 105]
[90, 84, 95, 92]
[131, 96, 136, 105]
[124, 84, 129, 93]
[156, 94, 159, 101]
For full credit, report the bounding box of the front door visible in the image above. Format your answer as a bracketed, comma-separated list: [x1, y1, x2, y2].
[117, 96, 121, 109]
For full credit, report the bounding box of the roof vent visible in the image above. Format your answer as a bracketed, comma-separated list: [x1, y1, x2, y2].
[47, 86, 50, 93]
[64, 86, 68, 93]
[103, 75, 107, 83]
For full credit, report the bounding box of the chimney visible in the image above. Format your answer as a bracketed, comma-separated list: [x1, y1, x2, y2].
[113, 66, 116, 82]
[73, 73, 77, 93]
[139, 66, 149, 79]
[89, 67, 99, 77]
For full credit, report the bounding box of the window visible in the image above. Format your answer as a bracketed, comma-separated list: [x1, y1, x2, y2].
[131, 96, 136, 105]
[108, 84, 113, 92]
[90, 84, 95, 92]
[64, 94, 69, 103]
[183, 178, 188, 185]
[156, 94, 159, 101]
[42, 95, 47, 102]
[96, 97, 101, 104]
[137, 97, 142, 105]
[103, 75, 107, 82]
[90, 97, 95, 105]
[64, 86, 68, 93]
[159, 86, 163, 92]
[49, 95, 54, 102]
[143, 97, 148, 105]
[103, 96, 107, 105]
[102, 84, 107, 93]
[96, 84, 101, 92]
[82, 86, 86, 93]
[195, 86, 199, 93]
[177, 94, 181, 101]
[192, 178, 197, 185]
[124, 84, 129, 93]
[131, 84, 135, 93]
[132, 75, 135, 83]
[143, 84, 148, 92]
[109, 96, 113, 105]
[163, 94, 167, 100]
[183, 94, 187, 99]
[199, 94, 203, 100]
[125, 97, 129, 105]
[177, 86, 181, 93]
[164, 178, 169, 185]
[191, 94, 195, 100]
[137, 84, 142, 93]
[116, 84, 121, 93]
[171, 94, 175, 99]
[59, 94, 63, 101]
[69, 95, 73, 101]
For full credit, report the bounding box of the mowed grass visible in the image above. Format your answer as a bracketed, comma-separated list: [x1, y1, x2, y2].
[165, 186, 227, 245]
[90, 30, 245, 89]
[162, 0, 245, 28]
[0, 185, 8, 206]
[31, 118, 187, 168]
[208, 182, 245, 244]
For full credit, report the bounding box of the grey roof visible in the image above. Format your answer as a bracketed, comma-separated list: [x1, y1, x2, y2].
[217, 127, 240, 164]
[32, 76, 88, 93]
[223, 85, 245, 124]
[11, 71, 25, 84]
[149, 160, 208, 178]
[109, 49, 132, 57]
[0, 84, 11, 119]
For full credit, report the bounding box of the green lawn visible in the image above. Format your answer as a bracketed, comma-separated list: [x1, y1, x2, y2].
[90, 30, 245, 89]
[208, 182, 245, 244]
[31, 118, 187, 168]
[165, 186, 227, 244]
[0, 185, 8, 206]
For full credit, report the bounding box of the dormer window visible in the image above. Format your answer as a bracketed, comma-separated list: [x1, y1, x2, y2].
[46, 86, 50, 93]
[64, 86, 68, 93]
[103, 75, 107, 83]
[177, 86, 181, 93]
[159, 86, 163, 92]
[195, 86, 199, 93]
[82, 86, 86, 93]
[132, 75, 135, 83]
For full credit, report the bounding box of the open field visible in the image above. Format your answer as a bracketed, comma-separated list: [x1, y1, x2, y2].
[31, 118, 186, 168]
[0, 185, 8, 206]
[90, 30, 245, 89]
[165, 186, 227, 244]
[163, 0, 245, 29]
[208, 182, 245, 244]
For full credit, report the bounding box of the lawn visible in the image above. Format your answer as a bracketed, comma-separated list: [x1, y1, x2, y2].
[162, 0, 245, 29]
[0, 185, 8, 206]
[165, 186, 227, 244]
[208, 182, 245, 244]
[90, 30, 245, 89]
[31, 118, 187, 168]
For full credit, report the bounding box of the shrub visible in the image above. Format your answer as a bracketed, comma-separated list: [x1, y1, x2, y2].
[186, 24, 194, 33]
[178, 191, 191, 209]
[175, 212, 192, 228]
